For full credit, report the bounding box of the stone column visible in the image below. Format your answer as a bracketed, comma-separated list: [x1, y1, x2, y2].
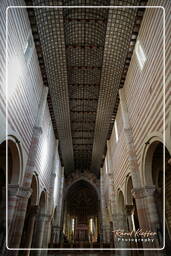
[107, 140, 113, 173]
[96, 199, 102, 246]
[41, 214, 52, 251]
[125, 205, 135, 231]
[7, 185, 20, 226]
[56, 167, 64, 244]
[41, 141, 59, 256]
[132, 188, 162, 256]
[6, 87, 48, 255]
[7, 186, 32, 249]
[125, 205, 139, 252]
[100, 168, 107, 244]
[119, 88, 148, 231]
[138, 186, 162, 247]
[117, 213, 130, 256]
[24, 206, 39, 256]
[33, 214, 49, 256]
[51, 225, 61, 245]
[144, 186, 162, 235]
[119, 89, 141, 189]
[105, 223, 111, 244]
[112, 212, 119, 248]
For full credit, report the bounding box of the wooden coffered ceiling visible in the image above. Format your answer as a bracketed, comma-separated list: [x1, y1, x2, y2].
[26, 0, 147, 177]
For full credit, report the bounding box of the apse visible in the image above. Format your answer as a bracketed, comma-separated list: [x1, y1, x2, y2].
[63, 180, 99, 246]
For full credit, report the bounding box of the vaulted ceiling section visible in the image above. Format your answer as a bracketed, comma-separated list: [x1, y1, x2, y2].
[26, 0, 147, 176]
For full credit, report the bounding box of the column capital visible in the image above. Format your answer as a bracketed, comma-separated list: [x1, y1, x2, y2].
[8, 184, 20, 195]
[132, 187, 145, 199]
[125, 205, 135, 215]
[144, 185, 156, 196]
[39, 213, 51, 222]
[17, 186, 32, 199]
[132, 186, 156, 199]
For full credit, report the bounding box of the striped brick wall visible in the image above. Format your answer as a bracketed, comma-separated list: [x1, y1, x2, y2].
[104, 0, 171, 193]
[102, 0, 171, 241]
[0, 0, 61, 193]
[125, 2, 171, 166]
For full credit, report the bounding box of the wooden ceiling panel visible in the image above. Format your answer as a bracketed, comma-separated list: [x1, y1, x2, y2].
[27, 0, 147, 176]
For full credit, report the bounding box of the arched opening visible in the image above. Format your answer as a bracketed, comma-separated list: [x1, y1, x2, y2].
[116, 190, 130, 252]
[31, 190, 46, 251]
[19, 174, 39, 253]
[118, 190, 124, 214]
[118, 190, 127, 230]
[144, 141, 171, 252]
[49, 206, 58, 247]
[125, 176, 142, 251]
[0, 139, 21, 250]
[63, 180, 99, 248]
[125, 176, 140, 232]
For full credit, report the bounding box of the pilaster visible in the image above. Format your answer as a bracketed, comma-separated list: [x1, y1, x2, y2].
[119, 88, 150, 239]
[6, 87, 48, 255]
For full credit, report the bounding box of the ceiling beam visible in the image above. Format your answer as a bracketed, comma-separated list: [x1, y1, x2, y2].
[31, 1, 74, 172]
[91, 2, 140, 174]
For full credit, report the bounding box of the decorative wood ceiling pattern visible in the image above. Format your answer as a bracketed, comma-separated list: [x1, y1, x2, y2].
[26, 0, 147, 176]
[63, 2, 109, 171]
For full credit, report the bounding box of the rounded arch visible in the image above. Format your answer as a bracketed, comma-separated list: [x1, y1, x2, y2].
[38, 190, 47, 215]
[141, 137, 171, 251]
[30, 173, 39, 206]
[0, 136, 23, 185]
[125, 174, 134, 205]
[53, 206, 57, 221]
[117, 189, 125, 214]
[19, 174, 39, 249]
[64, 179, 100, 243]
[65, 177, 100, 200]
[141, 134, 171, 186]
